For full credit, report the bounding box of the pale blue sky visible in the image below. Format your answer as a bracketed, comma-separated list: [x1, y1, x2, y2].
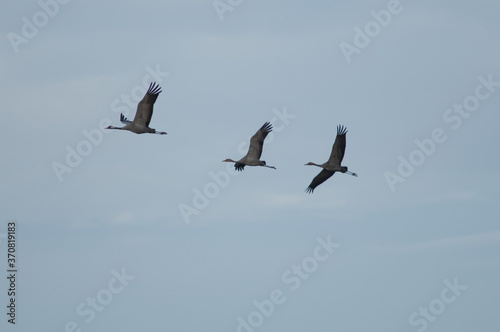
[1, 0, 499, 331]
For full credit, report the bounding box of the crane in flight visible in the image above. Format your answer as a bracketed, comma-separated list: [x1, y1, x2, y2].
[106, 82, 167, 135]
[305, 125, 357, 193]
[223, 122, 276, 171]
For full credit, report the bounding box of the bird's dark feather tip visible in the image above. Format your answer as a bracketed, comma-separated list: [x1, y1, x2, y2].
[147, 82, 162, 95]
[337, 124, 348, 136]
[261, 122, 273, 133]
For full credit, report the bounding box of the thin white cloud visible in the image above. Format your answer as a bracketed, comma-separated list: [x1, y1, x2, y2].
[371, 230, 500, 254]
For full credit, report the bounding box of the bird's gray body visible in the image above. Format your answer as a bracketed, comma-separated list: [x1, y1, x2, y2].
[319, 163, 349, 173]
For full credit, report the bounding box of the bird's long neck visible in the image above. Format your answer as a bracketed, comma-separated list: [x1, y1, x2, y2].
[307, 162, 324, 168]
[107, 126, 125, 130]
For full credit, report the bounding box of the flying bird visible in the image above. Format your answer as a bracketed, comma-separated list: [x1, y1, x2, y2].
[106, 82, 167, 135]
[223, 122, 276, 171]
[305, 125, 357, 193]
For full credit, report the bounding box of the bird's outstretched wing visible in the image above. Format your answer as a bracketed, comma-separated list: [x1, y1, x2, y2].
[327, 125, 347, 165]
[306, 169, 335, 193]
[120, 114, 132, 124]
[133, 82, 162, 127]
[246, 122, 272, 160]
